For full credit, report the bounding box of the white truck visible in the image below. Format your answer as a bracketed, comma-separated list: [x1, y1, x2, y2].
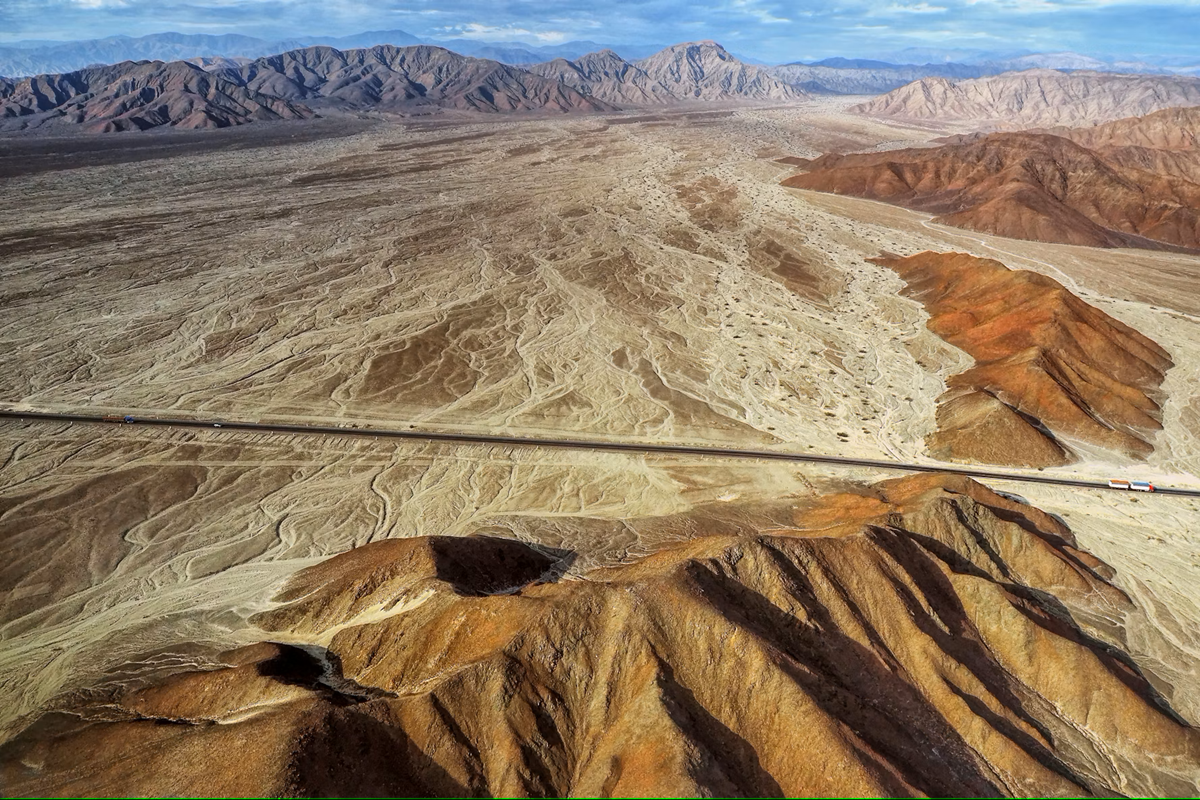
[1108, 479, 1155, 492]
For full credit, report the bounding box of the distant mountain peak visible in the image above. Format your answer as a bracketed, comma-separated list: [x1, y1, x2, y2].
[635, 41, 802, 102]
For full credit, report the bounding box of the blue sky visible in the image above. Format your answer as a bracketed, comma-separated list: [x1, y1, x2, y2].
[1, 0, 1198, 62]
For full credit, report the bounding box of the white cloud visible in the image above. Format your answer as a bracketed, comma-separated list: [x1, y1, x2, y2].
[435, 22, 570, 43]
[728, 0, 789, 24]
[961, 0, 1195, 10]
[885, 2, 947, 12]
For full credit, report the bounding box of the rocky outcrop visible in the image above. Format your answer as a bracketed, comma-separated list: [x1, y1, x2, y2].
[852, 69, 1200, 128]
[634, 41, 803, 102]
[927, 390, 1071, 467]
[868, 252, 1173, 465]
[782, 132, 1200, 250]
[3, 475, 1197, 796]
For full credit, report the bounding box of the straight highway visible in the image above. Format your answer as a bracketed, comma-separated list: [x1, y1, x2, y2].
[2, 409, 1198, 498]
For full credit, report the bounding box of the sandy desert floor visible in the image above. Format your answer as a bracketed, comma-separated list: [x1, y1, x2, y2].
[2, 99, 1200, 742]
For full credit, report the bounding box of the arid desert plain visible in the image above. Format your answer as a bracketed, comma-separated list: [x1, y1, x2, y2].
[4, 95, 1200, 794]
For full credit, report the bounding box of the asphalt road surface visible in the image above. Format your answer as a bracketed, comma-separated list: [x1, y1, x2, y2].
[3, 409, 1198, 497]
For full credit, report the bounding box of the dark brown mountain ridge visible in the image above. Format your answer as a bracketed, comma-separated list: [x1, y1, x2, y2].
[0, 41, 804, 133]
[0, 59, 312, 132]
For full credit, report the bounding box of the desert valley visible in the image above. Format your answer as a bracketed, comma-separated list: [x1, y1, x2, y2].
[2, 27, 1200, 798]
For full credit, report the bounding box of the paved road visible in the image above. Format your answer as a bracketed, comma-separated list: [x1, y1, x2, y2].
[3, 409, 1198, 497]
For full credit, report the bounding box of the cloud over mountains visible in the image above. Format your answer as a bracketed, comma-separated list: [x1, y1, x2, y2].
[2, 0, 1198, 64]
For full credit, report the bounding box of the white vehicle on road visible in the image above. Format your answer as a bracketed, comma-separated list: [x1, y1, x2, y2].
[1108, 478, 1155, 492]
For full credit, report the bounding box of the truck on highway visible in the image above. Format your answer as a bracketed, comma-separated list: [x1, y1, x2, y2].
[1108, 478, 1155, 492]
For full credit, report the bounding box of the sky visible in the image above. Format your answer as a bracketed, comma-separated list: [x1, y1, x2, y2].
[1, 0, 1198, 63]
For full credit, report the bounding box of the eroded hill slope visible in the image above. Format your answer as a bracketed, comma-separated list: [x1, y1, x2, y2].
[0, 60, 312, 132]
[852, 69, 1200, 128]
[2, 475, 1196, 797]
[635, 41, 802, 102]
[783, 132, 1200, 250]
[868, 251, 1172, 466]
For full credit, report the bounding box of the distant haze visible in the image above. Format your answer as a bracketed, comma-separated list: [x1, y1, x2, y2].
[1, 0, 1198, 65]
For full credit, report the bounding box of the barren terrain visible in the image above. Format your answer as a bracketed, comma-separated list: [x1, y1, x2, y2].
[854, 69, 1200, 128]
[5, 471, 1199, 796]
[3, 98, 1200, 791]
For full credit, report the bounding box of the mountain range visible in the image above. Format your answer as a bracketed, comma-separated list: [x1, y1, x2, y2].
[766, 60, 987, 95]
[0, 30, 662, 80]
[7, 39, 1200, 134]
[0, 41, 802, 132]
[4, 31, 1198, 87]
[783, 107, 1200, 251]
[880, 47, 1200, 76]
[853, 69, 1200, 128]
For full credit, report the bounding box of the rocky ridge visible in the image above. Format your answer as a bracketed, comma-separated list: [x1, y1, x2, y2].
[1060, 106, 1200, 151]
[782, 130, 1200, 250]
[0, 41, 801, 132]
[867, 252, 1173, 466]
[852, 69, 1200, 128]
[527, 50, 677, 106]
[1055, 106, 1200, 184]
[0, 59, 312, 132]
[633, 41, 802, 102]
[2, 474, 1197, 796]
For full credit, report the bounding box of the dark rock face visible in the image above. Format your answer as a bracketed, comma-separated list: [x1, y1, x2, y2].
[0, 45, 614, 132]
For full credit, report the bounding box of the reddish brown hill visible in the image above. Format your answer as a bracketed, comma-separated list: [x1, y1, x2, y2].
[783, 132, 1200, 250]
[3, 475, 1197, 796]
[1057, 107, 1200, 185]
[868, 251, 1172, 465]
